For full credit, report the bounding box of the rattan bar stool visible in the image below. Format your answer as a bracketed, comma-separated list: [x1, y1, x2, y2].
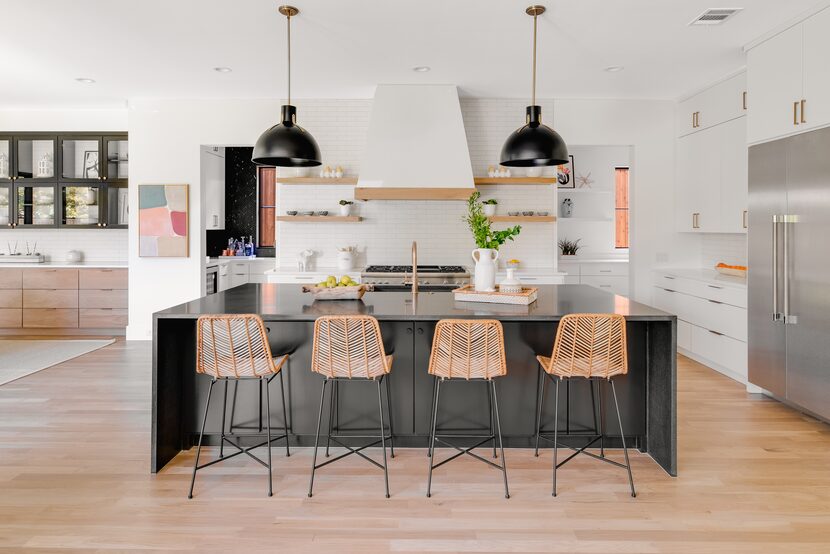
[426, 319, 509, 499]
[308, 315, 395, 498]
[188, 314, 290, 498]
[534, 313, 636, 497]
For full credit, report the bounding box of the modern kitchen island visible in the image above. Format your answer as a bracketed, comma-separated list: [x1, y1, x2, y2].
[152, 284, 677, 476]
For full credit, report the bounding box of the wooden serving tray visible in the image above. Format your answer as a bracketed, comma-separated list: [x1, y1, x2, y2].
[302, 284, 373, 300]
[452, 284, 538, 305]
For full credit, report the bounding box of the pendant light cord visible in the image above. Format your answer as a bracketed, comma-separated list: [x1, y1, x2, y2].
[286, 11, 292, 105]
[532, 11, 537, 106]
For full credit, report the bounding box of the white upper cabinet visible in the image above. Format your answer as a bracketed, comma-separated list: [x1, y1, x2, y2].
[746, 7, 830, 144]
[677, 72, 746, 138]
[201, 147, 225, 230]
[719, 118, 749, 234]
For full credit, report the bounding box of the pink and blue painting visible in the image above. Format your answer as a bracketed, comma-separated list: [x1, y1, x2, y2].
[138, 184, 189, 257]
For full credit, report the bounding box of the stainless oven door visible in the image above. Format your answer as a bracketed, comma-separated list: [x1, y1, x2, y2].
[206, 267, 218, 295]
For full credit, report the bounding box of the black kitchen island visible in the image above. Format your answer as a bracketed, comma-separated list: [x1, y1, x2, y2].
[152, 284, 677, 476]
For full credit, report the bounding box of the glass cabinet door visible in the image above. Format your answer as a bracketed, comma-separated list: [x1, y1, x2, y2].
[0, 185, 11, 227]
[60, 137, 102, 181]
[16, 184, 56, 227]
[104, 184, 128, 228]
[14, 137, 56, 181]
[61, 185, 103, 227]
[103, 136, 128, 183]
[0, 137, 11, 183]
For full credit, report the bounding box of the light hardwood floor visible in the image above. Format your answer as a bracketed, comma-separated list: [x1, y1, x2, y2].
[0, 340, 829, 552]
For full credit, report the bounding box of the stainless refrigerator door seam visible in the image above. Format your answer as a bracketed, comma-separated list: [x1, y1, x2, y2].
[772, 214, 781, 321]
[783, 214, 799, 325]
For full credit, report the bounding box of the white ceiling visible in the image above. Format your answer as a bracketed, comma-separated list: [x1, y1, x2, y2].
[0, 0, 821, 108]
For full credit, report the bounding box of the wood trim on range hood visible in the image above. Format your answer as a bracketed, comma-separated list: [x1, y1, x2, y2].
[354, 187, 471, 201]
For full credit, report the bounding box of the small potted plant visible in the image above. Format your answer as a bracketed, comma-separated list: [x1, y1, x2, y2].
[338, 200, 354, 216]
[558, 238, 582, 257]
[482, 198, 498, 217]
[464, 192, 521, 291]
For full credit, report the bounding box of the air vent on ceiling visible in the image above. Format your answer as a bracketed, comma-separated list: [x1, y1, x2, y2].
[689, 8, 743, 26]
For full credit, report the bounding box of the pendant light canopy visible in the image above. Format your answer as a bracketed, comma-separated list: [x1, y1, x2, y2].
[500, 5, 569, 167]
[252, 5, 322, 167]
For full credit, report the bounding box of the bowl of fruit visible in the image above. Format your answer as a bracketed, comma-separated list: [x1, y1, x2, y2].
[302, 275, 372, 300]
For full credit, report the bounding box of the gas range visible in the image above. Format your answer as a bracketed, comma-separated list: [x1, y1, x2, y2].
[361, 265, 470, 291]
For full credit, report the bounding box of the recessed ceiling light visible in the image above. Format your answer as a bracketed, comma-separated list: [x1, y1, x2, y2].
[412, 66, 431, 73]
[213, 67, 232, 73]
[604, 66, 624, 73]
[75, 77, 96, 84]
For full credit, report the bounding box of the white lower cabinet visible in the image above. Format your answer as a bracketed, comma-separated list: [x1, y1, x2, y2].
[266, 271, 362, 285]
[558, 261, 629, 296]
[653, 270, 747, 384]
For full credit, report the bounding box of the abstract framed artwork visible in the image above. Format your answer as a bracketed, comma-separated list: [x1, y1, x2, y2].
[557, 155, 575, 189]
[138, 184, 189, 257]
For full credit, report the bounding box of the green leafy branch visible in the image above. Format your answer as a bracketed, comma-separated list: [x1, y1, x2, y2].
[464, 191, 521, 250]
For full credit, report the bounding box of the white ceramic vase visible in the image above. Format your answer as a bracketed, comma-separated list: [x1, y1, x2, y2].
[483, 204, 496, 217]
[472, 248, 499, 292]
[339, 204, 351, 216]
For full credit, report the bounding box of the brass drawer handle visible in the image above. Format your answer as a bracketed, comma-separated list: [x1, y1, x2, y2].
[708, 329, 724, 337]
[801, 99, 806, 124]
[742, 91, 747, 110]
[794, 101, 800, 125]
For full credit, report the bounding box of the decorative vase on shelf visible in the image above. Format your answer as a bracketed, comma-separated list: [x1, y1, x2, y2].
[561, 198, 573, 218]
[472, 248, 499, 292]
[483, 204, 496, 217]
[339, 204, 351, 216]
[499, 268, 522, 293]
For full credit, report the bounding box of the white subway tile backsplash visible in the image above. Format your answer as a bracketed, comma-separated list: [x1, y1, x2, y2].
[701, 234, 747, 268]
[0, 229, 127, 262]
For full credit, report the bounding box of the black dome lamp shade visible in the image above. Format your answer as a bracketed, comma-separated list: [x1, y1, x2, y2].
[252, 5, 321, 167]
[500, 6, 569, 167]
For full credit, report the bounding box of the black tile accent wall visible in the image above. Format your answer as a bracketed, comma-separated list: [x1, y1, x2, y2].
[205, 147, 275, 257]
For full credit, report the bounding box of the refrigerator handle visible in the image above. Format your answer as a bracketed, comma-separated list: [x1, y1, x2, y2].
[772, 215, 781, 321]
[783, 214, 799, 324]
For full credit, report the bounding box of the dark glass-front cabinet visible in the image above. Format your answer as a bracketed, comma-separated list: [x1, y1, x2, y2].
[59, 136, 103, 182]
[0, 136, 11, 183]
[15, 183, 56, 227]
[14, 136, 56, 181]
[61, 184, 104, 227]
[103, 136, 128, 184]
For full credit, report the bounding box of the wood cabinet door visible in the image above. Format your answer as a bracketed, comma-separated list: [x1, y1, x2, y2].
[802, 7, 830, 133]
[22, 268, 78, 289]
[79, 268, 127, 289]
[0, 268, 22, 289]
[746, 24, 804, 144]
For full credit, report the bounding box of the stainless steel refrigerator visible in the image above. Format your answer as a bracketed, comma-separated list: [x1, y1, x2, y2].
[748, 125, 830, 421]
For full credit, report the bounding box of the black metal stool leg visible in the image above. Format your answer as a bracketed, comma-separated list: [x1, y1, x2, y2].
[258, 379, 263, 433]
[188, 379, 215, 499]
[325, 380, 336, 457]
[487, 379, 497, 458]
[491, 379, 509, 499]
[220, 379, 228, 458]
[264, 376, 273, 497]
[377, 377, 391, 498]
[427, 377, 437, 458]
[599, 378, 606, 458]
[552, 378, 560, 497]
[308, 379, 328, 498]
[384, 373, 395, 458]
[279, 370, 290, 457]
[591, 378, 604, 458]
[610, 379, 636, 498]
[228, 379, 238, 435]
[534, 367, 547, 457]
[426, 378, 441, 497]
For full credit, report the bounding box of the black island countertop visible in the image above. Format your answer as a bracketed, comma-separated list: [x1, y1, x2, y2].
[153, 284, 677, 478]
[154, 283, 673, 322]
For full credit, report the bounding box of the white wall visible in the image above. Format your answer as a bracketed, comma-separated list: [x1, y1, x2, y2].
[0, 108, 128, 262]
[554, 99, 701, 303]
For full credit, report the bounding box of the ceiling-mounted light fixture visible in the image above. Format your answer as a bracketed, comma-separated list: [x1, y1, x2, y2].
[500, 5, 569, 167]
[252, 5, 321, 167]
[412, 66, 431, 73]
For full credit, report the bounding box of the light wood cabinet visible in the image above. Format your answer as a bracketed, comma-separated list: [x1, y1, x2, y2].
[23, 268, 78, 289]
[0, 309, 22, 328]
[24, 308, 78, 328]
[79, 268, 127, 289]
[0, 289, 22, 308]
[79, 308, 128, 328]
[79, 289, 127, 309]
[23, 289, 78, 309]
[0, 269, 22, 289]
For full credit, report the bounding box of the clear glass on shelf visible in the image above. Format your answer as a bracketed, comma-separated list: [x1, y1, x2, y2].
[106, 139, 128, 181]
[62, 186, 101, 226]
[16, 185, 55, 226]
[0, 187, 10, 225]
[61, 139, 101, 180]
[0, 139, 10, 180]
[16, 139, 55, 179]
[106, 185, 128, 226]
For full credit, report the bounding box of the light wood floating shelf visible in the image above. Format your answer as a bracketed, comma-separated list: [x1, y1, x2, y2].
[276, 215, 362, 222]
[558, 217, 613, 222]
[474, 177, 557, 185]
[489, 215, 556, 223]
[277, 177, 358, 185]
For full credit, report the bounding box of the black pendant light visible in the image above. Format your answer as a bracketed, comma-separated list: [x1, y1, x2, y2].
[500, 5, 569, 167]
[252, 5, 322, 167]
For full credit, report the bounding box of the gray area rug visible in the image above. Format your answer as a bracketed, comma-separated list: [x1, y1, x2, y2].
[0, 339, 115, 386]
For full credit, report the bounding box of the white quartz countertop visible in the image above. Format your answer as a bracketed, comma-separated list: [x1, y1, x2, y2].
[207, 257, 276, 267]
[265, 267, 362, 275]
[495, 268, 566, 276]
[655, 267, 746, 289]
[0, 260, 127, 269]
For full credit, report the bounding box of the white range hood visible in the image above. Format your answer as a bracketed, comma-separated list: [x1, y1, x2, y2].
[355, 84, 475, 200]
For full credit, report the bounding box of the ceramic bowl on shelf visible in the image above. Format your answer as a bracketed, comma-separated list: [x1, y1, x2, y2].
[508, 211, 520, 216]
[286, 210, 298, 216]
[317, 210, 329, 216]
[526, 167, 543, 178]
[537, 211, 549, 216]
[300, 211, 314, 216]
[522, 211, 534, 216]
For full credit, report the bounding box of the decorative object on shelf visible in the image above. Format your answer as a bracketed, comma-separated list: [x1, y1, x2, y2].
[522, 211, 534, 216]
[464, 192, 521, 292]
[316, 210, 329, 216]
[561, 197, 573, 218]
[83, 151, 99, 179]
[302, 279, 370, 301]
[453, 284, 538, 305]
[334, 166, 344, 178]
[338, 199, 353, 216]
[488, 166, 511, 178]
[138, 184, 189, 257]
[0, 152, 8, 179]
[65, 250, 83, 263]
[576, 171, 594, 188]
[37, 152, 54, 178]
[300, 210, 314, 216]
[286, 210, 298, 215]
[337, 246, 356, 271]
[715, 262, 747, 277]
[319, 165, 331, 178]
[558, 237, 582, 256]
[499, 268, 523, 293]
[487, 166, 496, 178]
[508, 211, 520, 216]
[483, 198, 498, 217]
[557, 154, 575, 189]
[84, 187, 98, 206]
[297, 249, 314, 272]
[537, 211, 549, 216]
[500, 5, 569, 168]
[506, 259, 521, 269]
[526, 167, 543, 177]
[252, 4, 322, 168]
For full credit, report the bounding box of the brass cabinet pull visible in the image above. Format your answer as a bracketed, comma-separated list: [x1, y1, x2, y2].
[692, 112, 696, 128]
[743, 210, 748, 229]
[708, 329, 724, 336]
[742, 91, 747, 110]
[692, 212, 700, 229]
[801, 99, 806, 123]
[794, 101, 800, 125]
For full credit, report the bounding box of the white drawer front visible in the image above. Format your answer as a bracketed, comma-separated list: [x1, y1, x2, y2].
[656, 273, 746, 308]
[691, 324, 747, 379]
[267, 272, 361, 284]
[653, 286, 680, 315]
[563, 276, 580, 285]
[580, 263, 629, 277]
[678, 319, 692, 350]
[557, 262, 580, 276]
[582, 275, 629, 296]
[670, 292, 746, 341]
[509, 275, 565, 285]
